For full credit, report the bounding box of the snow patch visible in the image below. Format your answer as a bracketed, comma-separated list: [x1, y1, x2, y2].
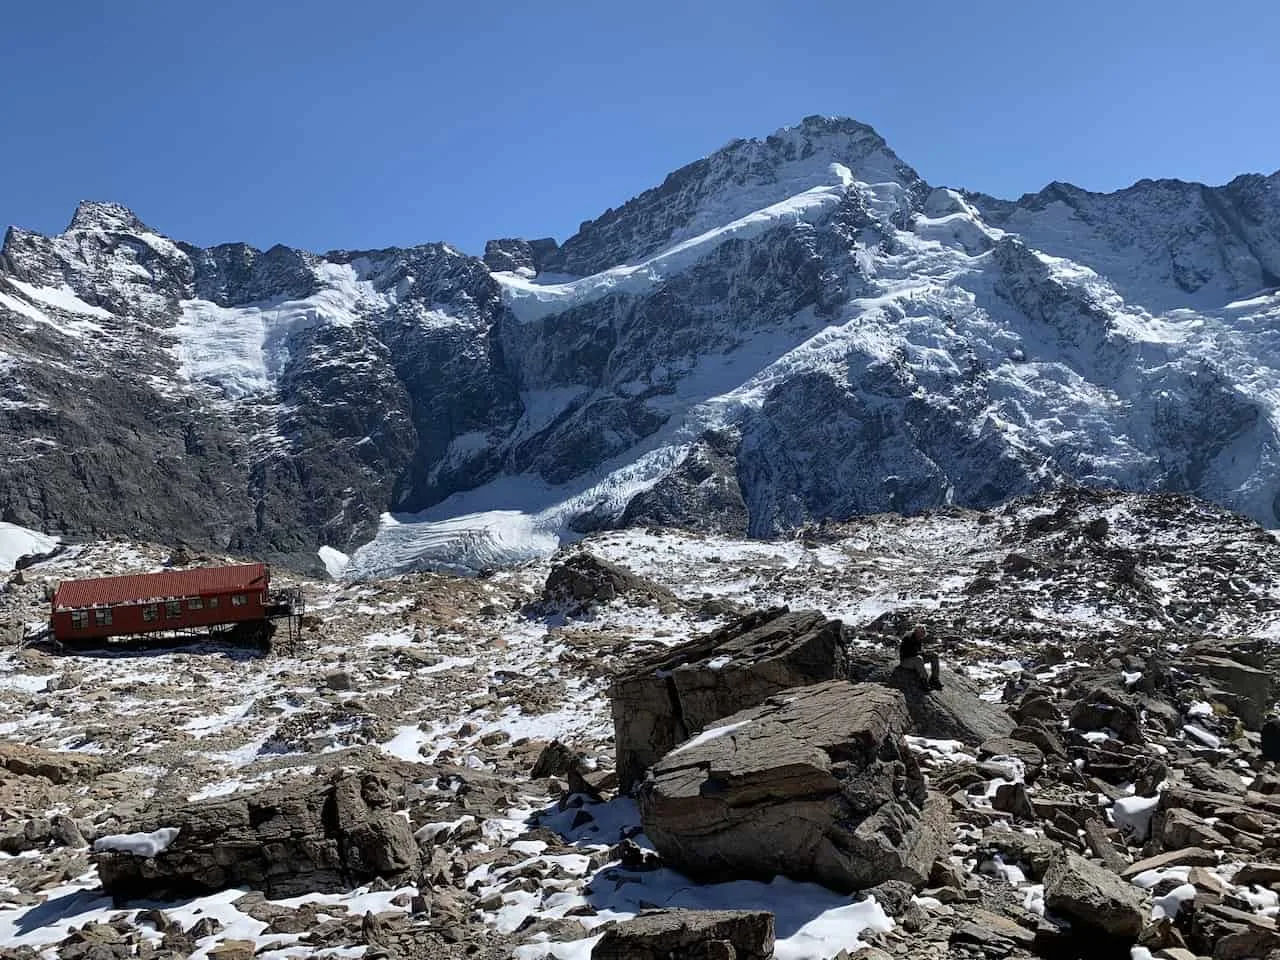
[173, 263, 382, 399]
[93, 827, 180, 857]
[0, 521, 58, 572]
[670, 719, 750, 756]
[1112, 794, 1160, 842]
[8, 279, 114, 319]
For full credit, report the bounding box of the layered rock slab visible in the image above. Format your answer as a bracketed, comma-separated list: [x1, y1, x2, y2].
[591, 909, 775, 960]
[638, 680, 948, 893]
[0, 741, 99, 784]
[94, 770, 419, 900]
[610, 608, 849, 790]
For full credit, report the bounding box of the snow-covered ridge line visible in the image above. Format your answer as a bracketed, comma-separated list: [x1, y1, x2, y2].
[494, 165, 856, 322]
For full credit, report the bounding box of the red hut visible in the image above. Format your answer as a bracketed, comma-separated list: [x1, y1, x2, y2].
[50, 563, 275, 645]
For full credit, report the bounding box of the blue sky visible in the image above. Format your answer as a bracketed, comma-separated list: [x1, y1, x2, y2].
[4, 0, 1277, 255]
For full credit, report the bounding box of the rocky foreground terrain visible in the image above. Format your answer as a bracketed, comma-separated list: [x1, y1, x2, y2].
[2, 487, 1280, 959]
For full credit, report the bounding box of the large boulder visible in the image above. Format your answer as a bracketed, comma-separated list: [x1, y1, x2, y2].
[94, 770, 419, 900]
[1188, 902, 1280, 960]
[639, 680, 949, 893]
[591, 909, 775, 960]
[539, 551, 677, 615]
[610, 608, 849, 790]
[1043, 851, 1145, 940]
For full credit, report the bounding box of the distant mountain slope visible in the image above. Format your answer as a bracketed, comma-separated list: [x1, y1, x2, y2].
[2, 116, 1278, 575]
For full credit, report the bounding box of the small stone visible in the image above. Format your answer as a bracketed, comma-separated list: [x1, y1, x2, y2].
[324, 670, 353, 691]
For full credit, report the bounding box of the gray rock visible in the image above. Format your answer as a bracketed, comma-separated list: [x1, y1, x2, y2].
[530, 740, 579, 780]
[981, 736, 1046, 779]
[1157, 808, 1231, 851]
[1183, 653, 1272, 730]
[639, 680, 949, 893]
[1043, 851, 1145, 939]
[324, 670, 354, 692]
[610, 608, 849, 790]
[1188, 902, 1280, 960]
[979, 830, 1063, 881]
[94, 769, 419, 899]
[591, 909, 775, 960]
[884, 664, 1015, 745]
[859, 879, 916, 917]
[50, 814, 87, 849]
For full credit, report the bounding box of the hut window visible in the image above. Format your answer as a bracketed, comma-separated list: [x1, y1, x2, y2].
[166, 600, 182, 617]
[71, 610, 89, 629]
[143, 605, 157, 622]
[94, 609, 112, 626]
[188, 597, 203, 610]
[232, 593, 247, 607]
[208, 596, 219, 609]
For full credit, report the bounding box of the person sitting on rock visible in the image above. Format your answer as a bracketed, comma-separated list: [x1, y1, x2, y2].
[899, 624, 943, 690]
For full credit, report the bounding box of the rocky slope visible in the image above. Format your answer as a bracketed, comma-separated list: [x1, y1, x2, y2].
[2, 489, 1280, 959]
[3, 116, 1279, 575]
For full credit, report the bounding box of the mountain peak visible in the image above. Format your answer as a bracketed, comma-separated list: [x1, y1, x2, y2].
[540, 114, 922, 277]
[68, 201, 150, 235]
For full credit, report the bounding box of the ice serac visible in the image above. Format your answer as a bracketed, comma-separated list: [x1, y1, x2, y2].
[4, 116, 1280, 575]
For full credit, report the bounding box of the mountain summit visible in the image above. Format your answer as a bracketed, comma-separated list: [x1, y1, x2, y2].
[3, 116, 1279, 575]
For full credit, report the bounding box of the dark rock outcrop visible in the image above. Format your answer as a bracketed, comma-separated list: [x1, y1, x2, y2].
[1068, 688, 1144, 744]
[639, 681, 949, 893]
[539, 552, 677, 615]
[1182, 644, 1273, 730]
[481, 237, 558, 274]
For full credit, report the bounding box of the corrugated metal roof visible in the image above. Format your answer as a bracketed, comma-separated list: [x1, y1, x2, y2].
[53, 563, 268, 609]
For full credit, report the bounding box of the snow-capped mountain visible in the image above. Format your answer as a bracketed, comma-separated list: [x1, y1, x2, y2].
[2, 115, 1279, 576]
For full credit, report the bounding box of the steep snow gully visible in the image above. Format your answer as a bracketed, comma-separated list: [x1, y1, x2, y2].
[2, 116, 1280, 576]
